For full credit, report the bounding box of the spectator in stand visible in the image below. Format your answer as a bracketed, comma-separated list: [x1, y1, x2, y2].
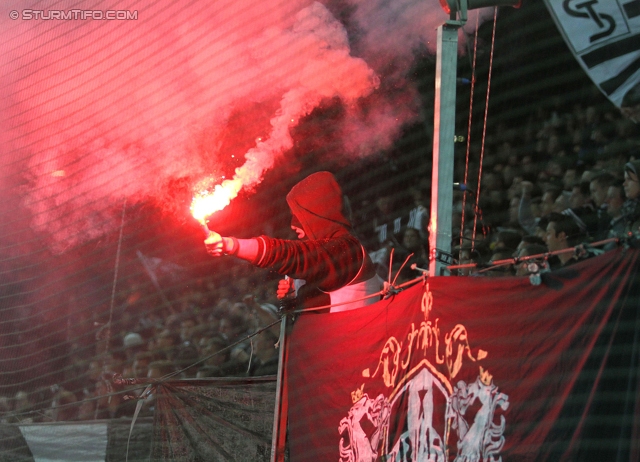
[620, 81, 640, 123]
[189, 322, 212, 349]
[219, 311, 249, 343]
[544, 212, 584, 267]
[174, 343, 200, 378]
[10, 391, 35, 424]
[514, 243, 549, 277]
[478, 172, 509, 228]
[229, 301, 256, 332]
[568, 181, 591, 210]
[93, 376, 122, 419]
[515, 234, 546, 253]
[50, 388, 78, 421]
[563, 167, 581, 192]
[199, 335, 230, 371]
[538, 160, 564, 189]
[87, 359, 104, 384]
[564, 180, 598, 238]
[147, 360, 177, 380]
[485, 249, 516, 276]
[576, 105, 604, 165]
[154, 329, 182, 361]
[392, 227, 429, 283]
[197, 366, 224, 378]
[179, 315, 197, 344]
[492, 230, 522, 254]
[553, 190, 571, 214]
[507, 195, 523, 229]
[518, 181, 558, 235]
[622, 160, 640, 234]
[249, 329, 280, 376]
[542, 185, 563, 216]
[77, 393, 96, 421]
[121, 361, 134, 379]
[243, 294, 280, 339]
[220, 305, 261, 376]
[133, 351, 153, 378]
[589, 172, 617, 240]
[453, 243, 482, 276]
[606, 180, 626, 239]
[122, 332, 146, 362]
[406, 186, 429, 241]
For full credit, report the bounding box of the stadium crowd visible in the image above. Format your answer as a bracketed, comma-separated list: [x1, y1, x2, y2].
[2, 98, 640, 423]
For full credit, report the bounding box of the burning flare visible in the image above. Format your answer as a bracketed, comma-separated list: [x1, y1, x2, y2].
[189, 2, 380, 229]
[190, 177, 242, 225]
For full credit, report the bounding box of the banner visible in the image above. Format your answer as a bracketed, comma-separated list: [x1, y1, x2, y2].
[287, 247, 640, 461]
[0, 419, 153, 462]
[544, 0, 640, 107]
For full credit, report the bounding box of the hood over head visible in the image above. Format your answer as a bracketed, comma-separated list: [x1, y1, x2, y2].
[286, 171, 352, 240]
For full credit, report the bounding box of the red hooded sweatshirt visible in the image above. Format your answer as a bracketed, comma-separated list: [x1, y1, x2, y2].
[251, 171, 376, 309]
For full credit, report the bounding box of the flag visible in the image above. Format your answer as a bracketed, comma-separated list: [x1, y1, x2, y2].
[544, 0, 640, 108]
[287, 247, 640, 461]
[0, 419, 153, 461]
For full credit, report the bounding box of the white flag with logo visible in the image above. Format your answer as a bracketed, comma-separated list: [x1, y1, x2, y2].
[544, 0, 640, 107]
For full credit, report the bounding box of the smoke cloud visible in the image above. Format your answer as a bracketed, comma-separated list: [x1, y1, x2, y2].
[1, 0, 490, 252]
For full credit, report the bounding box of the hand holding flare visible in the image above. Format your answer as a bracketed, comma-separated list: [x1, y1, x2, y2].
[191, 179, 246, 257]
[204, 231, 237, 257]
[203, 229, 257, 259]
[204, 230, 224, 257]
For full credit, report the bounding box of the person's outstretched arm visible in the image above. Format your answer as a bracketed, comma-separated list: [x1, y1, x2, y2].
[204, 231, 259, 261]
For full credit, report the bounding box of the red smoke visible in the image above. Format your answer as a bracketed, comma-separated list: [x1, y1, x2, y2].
[1, 0, 490, 252]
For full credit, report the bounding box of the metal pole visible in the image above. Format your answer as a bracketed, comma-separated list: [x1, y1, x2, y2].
[429, 22, 460, 277]
[270, 313, 290, 462]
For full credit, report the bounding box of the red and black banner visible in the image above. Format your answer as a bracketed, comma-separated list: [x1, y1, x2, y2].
[287, 247, 640, 461]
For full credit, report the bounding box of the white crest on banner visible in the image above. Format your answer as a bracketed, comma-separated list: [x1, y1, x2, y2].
[337, 285, 510, 461]
[448, 373, 510, 462]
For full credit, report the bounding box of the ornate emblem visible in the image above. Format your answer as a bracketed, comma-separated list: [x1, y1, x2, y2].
[337, 284, 509, 461]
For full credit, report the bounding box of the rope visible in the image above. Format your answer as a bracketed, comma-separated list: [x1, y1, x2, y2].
[459, 12, 480, 257]
[448, 237, 620, 271]
[103, 201, 127, 366]
[96, 198, 127, 419]
[472, 7, 498, 251]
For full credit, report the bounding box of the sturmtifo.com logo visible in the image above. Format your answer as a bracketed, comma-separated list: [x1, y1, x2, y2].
[10, 10, 138, 21]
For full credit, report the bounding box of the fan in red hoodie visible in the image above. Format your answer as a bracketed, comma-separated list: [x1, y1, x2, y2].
[204, 171, 382, 311]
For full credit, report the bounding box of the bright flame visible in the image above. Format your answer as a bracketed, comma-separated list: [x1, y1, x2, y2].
[188, 2, 382, 228]
[190, 178, 242, 224]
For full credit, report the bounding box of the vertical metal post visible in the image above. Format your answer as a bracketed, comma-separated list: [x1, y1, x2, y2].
[270, 314, 290, 462]
[429, 22, 460, 277]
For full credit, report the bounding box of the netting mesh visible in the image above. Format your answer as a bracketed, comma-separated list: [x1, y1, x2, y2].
[1, 0, 639, 459]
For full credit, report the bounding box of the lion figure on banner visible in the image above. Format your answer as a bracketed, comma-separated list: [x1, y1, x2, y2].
[338, 393, 391, 462]
[448, 373, 510, 462]
[340, 367, 452, 462]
